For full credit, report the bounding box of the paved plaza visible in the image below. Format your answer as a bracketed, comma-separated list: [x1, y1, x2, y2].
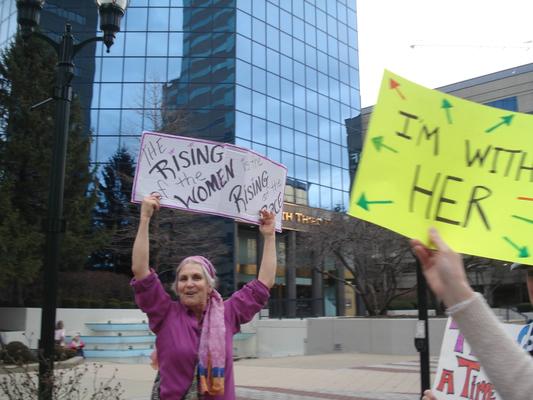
[86, 353, 437, 400]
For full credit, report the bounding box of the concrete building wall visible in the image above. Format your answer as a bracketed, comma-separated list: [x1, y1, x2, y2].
[305, 317, 447, 357]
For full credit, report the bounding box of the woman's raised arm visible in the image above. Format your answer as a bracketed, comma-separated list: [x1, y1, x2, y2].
[257, 210, 277, 288]
[132, 194, 160, 280]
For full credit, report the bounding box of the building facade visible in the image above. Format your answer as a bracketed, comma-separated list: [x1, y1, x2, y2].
[360, 63, 533, 307]
[1, 0, 361, 316]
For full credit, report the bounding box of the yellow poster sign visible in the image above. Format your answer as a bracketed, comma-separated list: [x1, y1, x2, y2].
[348, 70, 533, 265]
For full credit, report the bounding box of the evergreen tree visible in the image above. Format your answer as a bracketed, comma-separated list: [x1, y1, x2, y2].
[0, 35, 99, 305]
[92, 147, 137, 274]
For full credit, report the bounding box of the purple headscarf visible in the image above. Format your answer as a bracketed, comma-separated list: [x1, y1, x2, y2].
[178, 256, 225, 396]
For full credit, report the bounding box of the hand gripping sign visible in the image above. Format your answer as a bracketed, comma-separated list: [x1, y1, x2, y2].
[132, 131, 288, 231]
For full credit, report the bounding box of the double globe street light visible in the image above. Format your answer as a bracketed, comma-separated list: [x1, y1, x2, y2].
[15, 1, 128, 399]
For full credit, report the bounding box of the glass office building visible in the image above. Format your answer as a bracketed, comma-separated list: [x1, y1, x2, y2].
[1, 0, 361, 315]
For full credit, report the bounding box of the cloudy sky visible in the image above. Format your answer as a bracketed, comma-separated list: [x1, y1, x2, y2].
[357, 0, 533, 107]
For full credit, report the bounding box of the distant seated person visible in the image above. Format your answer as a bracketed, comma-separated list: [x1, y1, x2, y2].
[69, 333, 85, 358]
[54, 320, 66, 346]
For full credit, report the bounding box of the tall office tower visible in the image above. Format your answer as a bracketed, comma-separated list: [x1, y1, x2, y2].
[1, 0, 361, 316]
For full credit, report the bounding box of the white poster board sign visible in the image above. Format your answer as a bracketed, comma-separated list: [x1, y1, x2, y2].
[132, 131, 287, 231]
[433, 317, 533, 399]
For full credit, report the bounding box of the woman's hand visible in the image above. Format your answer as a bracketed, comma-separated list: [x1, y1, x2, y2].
[141, 193, 161, 219]
[259, 209, 276, 238]
[422, 389, 437, 400]
[410, 228, 474, 307]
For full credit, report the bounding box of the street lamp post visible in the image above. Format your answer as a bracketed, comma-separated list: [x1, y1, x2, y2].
[15, 1, 128, 399]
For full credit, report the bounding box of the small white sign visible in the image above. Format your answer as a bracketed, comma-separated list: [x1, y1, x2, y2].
[433, 317, 533, 399]
[132, 131, 287, 231]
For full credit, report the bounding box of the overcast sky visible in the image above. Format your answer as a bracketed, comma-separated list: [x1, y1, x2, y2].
[357, 0, 533, 107]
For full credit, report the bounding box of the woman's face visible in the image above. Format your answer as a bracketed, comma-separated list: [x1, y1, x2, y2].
[176, 262, 212, 312]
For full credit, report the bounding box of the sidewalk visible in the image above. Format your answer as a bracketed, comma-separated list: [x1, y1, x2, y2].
[86, 353, 437, 400]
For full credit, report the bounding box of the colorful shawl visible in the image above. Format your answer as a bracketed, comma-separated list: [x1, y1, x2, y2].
[181, 256, 226, 396]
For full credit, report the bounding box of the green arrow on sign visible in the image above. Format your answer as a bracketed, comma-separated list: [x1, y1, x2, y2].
[503, 236, 529, 258]
[441, 99, 453, 124]
[512, 215, 533, 225]
[356, 193, 393, 211]
[485, 115, 514, 133]
[371, 136, 398, 153]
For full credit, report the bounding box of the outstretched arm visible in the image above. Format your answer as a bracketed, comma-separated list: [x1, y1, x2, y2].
[132, 194, 160, 280]
[257, 210, 277, 288]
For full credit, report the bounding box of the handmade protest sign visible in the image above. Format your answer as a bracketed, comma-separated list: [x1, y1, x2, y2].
[433, 318, 533, 399]
[132, 131, 287, 231]
[348, 70, 533, 265]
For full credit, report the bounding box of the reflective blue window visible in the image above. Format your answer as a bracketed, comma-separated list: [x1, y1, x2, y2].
[306, 67, 317, 91]
[252, 66, 266, 93]
[294, 84, 306, 109]
[280, 55, 293, 80]
[308, 159, 319, 183]
[305, 23, 316, 46]
[267, 97, 281, 123]
[280, 9, 292, 35]
[293, 39, 305, 63]
[320, 185, 332, 209]
[236, 111, 252, 140]
[252, 116, 267, 144]
[281, 127, 294, 152]
[304, 2, 315, 24]
[306, 89, 318, 115]
[280, 32, 292, 57]
[267, 72, 280, 98]
[485, 96, 518, 111]
[307, 135, 318, 159]
[236, 85, 252, 113]
[267, 121, 281, 148]
[295, 155, 307, 181]
[252, 91, 267, 118]
[281, 103, 294, 128]
[125, 7, 148, 30]
[307, 112, 318, 137]
[237, 10, 251, 38]
[266, 49, 280, 75]
[281, 151, 294, 176]
[316, 8, 327, 31]
[294, 107, 306, 132]
[266, 25, 280, 51]
[149, 7, 170, 31]
[253, 18, 266, 45]
[266, 2, 279, 27]
[319, 141, 330, 164]
[252, 42, 266, 69]
[293, 61, 305, 86]
[305, 44, 317, 69]
[280, 78, 293, 103]
[253, 0, 266, 20]
[293, 0, 304, 17]
[237, 0, 252, 14]
[293, 16, 304, 40]
[236, 59, 252, 87]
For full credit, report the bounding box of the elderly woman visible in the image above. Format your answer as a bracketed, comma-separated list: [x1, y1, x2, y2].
[131, 194, 277, 400]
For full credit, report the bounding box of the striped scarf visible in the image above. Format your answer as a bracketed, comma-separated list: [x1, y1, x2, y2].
[180, 256, 226, 397]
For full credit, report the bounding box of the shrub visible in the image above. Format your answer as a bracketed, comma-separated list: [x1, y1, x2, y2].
[54, 345, 77, 361]
[0, 362, 125, 399]
[1, 341, 37, 365]
[77, 298, 91, 308]
[515, 303, 533, 313]
[61, 297, 77, 308]
[89, 298, 104, 308]
[106, 298, 122, 308]
[387, 299, 417, 310]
